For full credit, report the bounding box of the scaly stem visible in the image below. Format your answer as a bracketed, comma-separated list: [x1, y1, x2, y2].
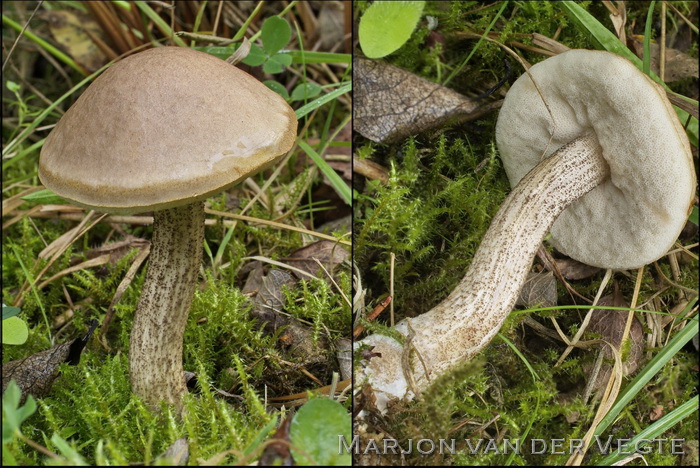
[129, 202, 205, 413]
[357, 134, 611, 410]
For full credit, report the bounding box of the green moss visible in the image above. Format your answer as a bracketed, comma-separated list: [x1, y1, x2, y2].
[9, 352, 276, 465]
[3, 4, 351, 463]
[354, 1, 697, 465]
[284, 276, 351, 343]
[355, 133, 508, 316]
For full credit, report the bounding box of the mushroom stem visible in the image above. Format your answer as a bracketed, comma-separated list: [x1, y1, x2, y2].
[129, 201, 205, 412]
[357, 134, 611, 409]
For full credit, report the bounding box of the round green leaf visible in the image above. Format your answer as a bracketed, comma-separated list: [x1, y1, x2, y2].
[6, 80, 20, 93]
[261, 16, 292, 56]
[291, 82, 322, 102]
[2, 304, 22, 320]
[2, 316, 28, 345]
[359, 1, 425, 59]
[263, 53, 293, 74]
[290, 398, 351, 466]
[264, 80, 290, 100]
[242, 43, 267, 67]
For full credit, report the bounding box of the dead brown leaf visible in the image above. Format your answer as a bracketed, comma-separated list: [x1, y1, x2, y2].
[602, 1, 627, 44]
[336, 337, 352, 381]
[245, 267, 328, 360]
[584, 293, 644, 396]
[286, 240, 350, 280]
[531, 33, 571, 55]
[258, 416, 293, 466]
[2, 343, 72, 403]
[73, 235, 149, 266]
[247, 268, 297, 330]
[316, 1, 345, 51]
[355, 57, 499, 143]
[631, 37, 699, 82]
[41, 10, 108, 72]
[516, 271, 557, 308]
[553, 257, 602, 281]
[159, 437, 190, 466]
[649, 405, 664, 422]
[241, 261, 266, 296]
[2, 320, 98, 403]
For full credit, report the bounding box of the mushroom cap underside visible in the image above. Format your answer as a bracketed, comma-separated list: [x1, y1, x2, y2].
[495, 49, 695, 269]
[39, 46, 298, 214]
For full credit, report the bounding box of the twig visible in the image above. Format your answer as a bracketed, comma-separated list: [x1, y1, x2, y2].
[353, 296, 392, 338]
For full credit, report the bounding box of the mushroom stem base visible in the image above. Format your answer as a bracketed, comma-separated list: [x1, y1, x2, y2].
[129, 202, 205, 413]
[357, 134, 610, 410]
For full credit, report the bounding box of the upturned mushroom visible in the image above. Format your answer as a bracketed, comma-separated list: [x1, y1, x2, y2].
[356, 49, 695, 410]
[39, 47, 297, 412]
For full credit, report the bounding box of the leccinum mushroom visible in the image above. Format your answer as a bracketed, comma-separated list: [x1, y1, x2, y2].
[39, 47, 297, 412]
[356, 49, 695, 410]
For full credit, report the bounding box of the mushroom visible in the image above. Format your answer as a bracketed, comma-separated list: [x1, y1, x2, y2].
[356, 49, 695, 410]
[38, 47, 297, 412]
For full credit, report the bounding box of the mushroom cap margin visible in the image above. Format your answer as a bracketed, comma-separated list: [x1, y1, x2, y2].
[39, 47, 298, 215]
[495, 49, 695, 269]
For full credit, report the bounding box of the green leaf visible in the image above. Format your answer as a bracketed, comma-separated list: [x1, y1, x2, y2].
[263, 53, 293, 74]
[20, 188, 68, 205]
[2, 381, 37, 444]
[559, 1, 634, 56]
[291, 82, 322, 102]
[196, 46, 350, 65]
[295, 81, 352, 120]
[688, 205, 698, 226]
[261, 16, 291, 56]
[2, 316, 28, 345]
[275, 53, 293, 67]
[596, 395, 698, 466]
[263, 80, 290, 100]
[642, 1, 656, 75]
[132, 2, 187, 47]
[6, 80, 20, 93]
[243, 415, 278, 456]
[595, 309, 698, 436]
[298, 140, 351, 206]
[263, 60, 283, 75]
[2, 448, 18, 466]
[2, 383, 21, 443]
[284, 50, 351, 65]
[2, 304, 22, 320]
[49, 434, 89, 465]
[241, 43, 266, 67]
[290, 398, 351, 466]
[359, 1, 425, 58]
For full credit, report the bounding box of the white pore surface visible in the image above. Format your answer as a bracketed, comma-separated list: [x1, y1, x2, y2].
[495, 49, 695, 269]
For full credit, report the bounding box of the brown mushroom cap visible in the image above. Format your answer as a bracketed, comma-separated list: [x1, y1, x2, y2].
[39, 47, 297, 214]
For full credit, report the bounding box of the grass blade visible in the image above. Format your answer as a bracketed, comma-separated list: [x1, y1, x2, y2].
[298, 141, 351, 206]
[294, 81, 351, 120]
[596, 395, 698, 465]
[558, 1, 697, 143]
[594, 301, 698, 436]
[2, 14, 84, 75]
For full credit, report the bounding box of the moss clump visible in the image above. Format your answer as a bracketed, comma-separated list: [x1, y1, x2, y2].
[355, 134, 509, 317]
[354, 1, 697, 465]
